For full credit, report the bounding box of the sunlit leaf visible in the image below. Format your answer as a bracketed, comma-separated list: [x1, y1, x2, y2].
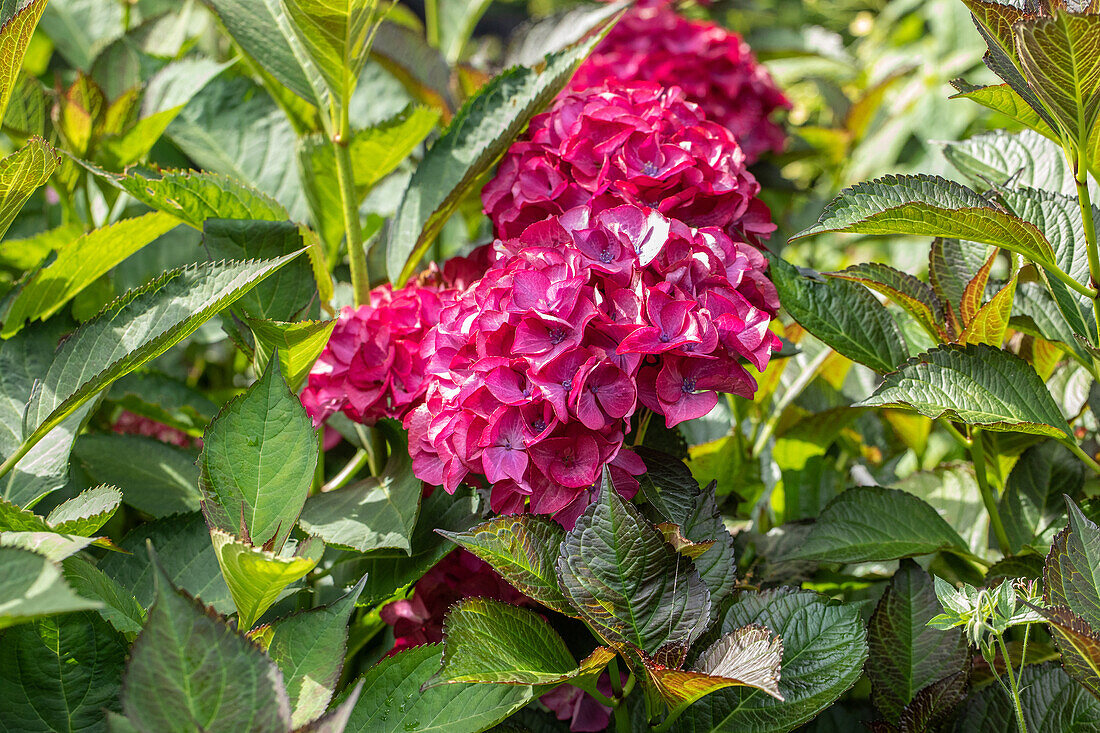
[0, 136, 58, 241]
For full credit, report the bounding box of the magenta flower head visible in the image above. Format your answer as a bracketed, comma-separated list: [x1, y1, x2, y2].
[570, 0, 789, 163]
[406, 201, 780, 523]
[482, 80, 772, 242]
[300, 281, 448, 427]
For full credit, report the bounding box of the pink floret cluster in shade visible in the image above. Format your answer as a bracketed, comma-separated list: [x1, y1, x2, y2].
[300, 282, 450, 428]
[571, 0, 789, 163]
[113, 410, 197, 448]
[481, 81, 776, 243]
[405, 200, 780, 524]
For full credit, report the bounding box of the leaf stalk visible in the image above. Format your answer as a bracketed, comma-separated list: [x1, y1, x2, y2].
[333, 103, 370, 305]
[969, 428, 1011, 554]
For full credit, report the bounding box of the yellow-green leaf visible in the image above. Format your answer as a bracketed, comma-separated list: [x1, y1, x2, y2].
[0, 136, 58, 241]
[0, 0, 46, 122]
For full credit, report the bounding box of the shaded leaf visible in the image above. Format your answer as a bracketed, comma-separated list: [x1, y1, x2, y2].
[867, 560, 968, 724]
[61, 556, 146, 638]
[120, 550, 293, 732]
[829, 263, 945, 340]
[857, 343, 1068, 438]
[1000, 441, 1084, 554]
[439, 514, 572, 614]
[951, 662, 1100, 731]
[790, 487, 969, 563]
[1034, 604, 1100, 699]
[1045, 498, 1100, 629]
[557, 475, 710, 657]
[72, 434, 201, 517]
[942, 129, 1092, 197]
[263, 575, 366, 728]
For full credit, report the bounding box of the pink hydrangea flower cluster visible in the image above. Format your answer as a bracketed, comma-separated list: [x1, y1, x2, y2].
[113, 410, 196, 448]
[300, 282, 449, 427]
[406, 201, 779, 522]
[380, 549, 532, 656]
[571, 0, 789, 163]
[481, 81, 775, 242]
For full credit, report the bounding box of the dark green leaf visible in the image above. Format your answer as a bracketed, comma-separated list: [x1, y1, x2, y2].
[1000, 442, 1084, 554]
[72, 434, 201, 517]
[770, 256, 909, 373]
[557, 475, 710, 656]
[62, 556, 146, 638]
[867, 560, 968, 724]
[928, 237, 992, 317]
[0, 611, 126, 732]
[387, 26, 612, 284]
[857, 343, 1069, 438]
[951, 662, 1100, 731]
[262, 575, 366, 727]
[99, 513, 234, 614]
[340, 643, 536, 732]
[200, 357, 318, 552]
[120, 551, 293, 732]
[23, 255, 303, 454]
[829, 263, 945, 339]
[1045, 498, 1100, 629]
[1034, 604, 1100, 699]
[671, 589, 867, 733]
[203, 219, 315, 321]
[790, 487, 969, 563]
[790, 174, 1055, 268]
[439, 514, 572, 614]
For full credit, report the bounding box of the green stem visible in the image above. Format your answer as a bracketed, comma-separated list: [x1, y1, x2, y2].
[939, 419, 971, 450]
[997, 633, 1029, 733]
[1074, 147, 1100, 349]
[0, 440, 33, 483]
[1046, 262, 1098, 299]
[425, 0, 440, 47]
[322, 449, 370, 492]
[333, 104, 369, 305]
[1066, 440, 1100, 476]
[751, 347, 830, 456]
[970, 428, 1012, 554]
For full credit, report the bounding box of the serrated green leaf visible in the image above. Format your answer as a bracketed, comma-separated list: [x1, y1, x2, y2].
[0, 136, 58, 241]
[0, 322, 95, 509]
[262, 575, 365, 727]
[72, 434, 201, 517]
[82, 163, 289, 227]
[2, 212, 180, 337]
[120, 550, 293, 733]
[200, 356, 317, 553]
[671, 589, 867, 733]
[439, 514, 572, 614]
[790, 487, 969, 563]
[22, 255, 303, 458]
[211, 530, 322, 630]
[867, 560, 968, 724]
[1015, 12, 1100, 157]
[857, 343, 1068, 438]
[645, 625, 785, 715]
[1033, 604, 1100, 699]
[62, 556, 146, 638]
[0, 546, 101, 629]
[0, 0, 46, 123]
[0, 531, 96, 560]
[942, 129, 1094, 198]
[46, 484, 123, 536]
[0, 610, 126, 732]
[298, 421, 418, 554]
[387, 24, 612, 284]
[950, 81, 1056, 138]
[168, 77, 308, 220]
[0, 495, 50, 531]
[1045, 498, 1100, 630]
[249, 318, 336, 392]
[340, 643, 536, 732]
[928, 238, 992, 323]
[431, 597, 583, 685]
[557, 474, 710, 657]
[830, 262, 945, 340]
[791, 174, 1055, 268]
[895, 463, 988, 558]
[100, 513, 234, 614]
[203, 219, 315, 321]
[202, 0, 327, 107]
[284, 0, 378, 104]
[999, 442, 1084, 554]
[952, 662, 1100, 730]
[770, 256, 909, 373]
